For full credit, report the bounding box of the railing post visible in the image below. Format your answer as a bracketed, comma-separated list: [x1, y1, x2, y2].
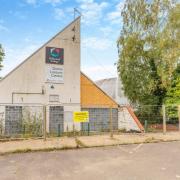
[43, 105, 47, 141]
[162, 105, 166, 135]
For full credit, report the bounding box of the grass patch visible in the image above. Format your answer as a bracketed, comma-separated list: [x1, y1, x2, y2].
[75, 138, 87, 148]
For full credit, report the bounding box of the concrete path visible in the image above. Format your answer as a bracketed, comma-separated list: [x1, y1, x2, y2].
[0, 141, 180, 180]
[0, 132, 180, 154]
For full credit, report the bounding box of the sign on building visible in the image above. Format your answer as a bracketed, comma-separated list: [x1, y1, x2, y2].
[46, 66, 64, 83]
[46, 47, 64, 64]
[49, 95, 59, 102]
[73, 111, 89, 123]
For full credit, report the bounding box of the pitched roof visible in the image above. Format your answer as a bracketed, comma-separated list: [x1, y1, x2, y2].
[81, 72, 118, 108]
[0, 16, 81, 82]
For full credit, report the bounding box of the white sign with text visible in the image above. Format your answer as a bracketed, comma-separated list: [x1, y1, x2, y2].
[46, 66, 64, 83]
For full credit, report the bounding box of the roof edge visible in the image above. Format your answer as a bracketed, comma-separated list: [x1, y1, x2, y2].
[81, 71, 119, 107]
[0, 16, 81, 82]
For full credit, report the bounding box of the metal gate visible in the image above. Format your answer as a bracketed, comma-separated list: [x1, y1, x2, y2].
[81, 108, 118, 132]
[5, 106, 22, 135]
[49, 106, 64, 135]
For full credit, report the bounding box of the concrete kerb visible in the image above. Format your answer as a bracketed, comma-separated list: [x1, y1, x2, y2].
[0, 132, 180, 155]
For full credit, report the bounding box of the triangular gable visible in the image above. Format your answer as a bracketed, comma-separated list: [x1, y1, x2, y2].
[0, 17, 81, 104]
[0, 16, 81, 82]
[81, 72, 118, 108]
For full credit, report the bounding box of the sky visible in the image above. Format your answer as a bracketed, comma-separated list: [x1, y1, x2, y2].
[0, 0, 124, 81]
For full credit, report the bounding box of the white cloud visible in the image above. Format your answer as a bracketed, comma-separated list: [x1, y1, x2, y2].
[100, 27, 113, 37]
[25, 0, 37, 5]
[25, 0, 63, 6]
[0, 24, 9, 32]
[82, 65, 117, 80]
[107, 1, 124, 24]
[82, 37, 113, 50]
[54, 8, 65, 20]
[45, 0, 63, 6]
[77, 0, 109, 25]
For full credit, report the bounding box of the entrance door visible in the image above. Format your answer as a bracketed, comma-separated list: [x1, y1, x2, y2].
[49, 106, 64, 135]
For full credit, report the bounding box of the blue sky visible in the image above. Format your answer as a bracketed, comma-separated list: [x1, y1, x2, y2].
[0, 0, 124, 80]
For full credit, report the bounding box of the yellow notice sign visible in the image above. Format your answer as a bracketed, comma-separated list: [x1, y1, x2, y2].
[73, 111, 89, 123]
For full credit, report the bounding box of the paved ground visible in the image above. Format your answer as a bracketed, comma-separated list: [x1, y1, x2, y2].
[0, 142, 180, 180]
[1, 132, 180, 154]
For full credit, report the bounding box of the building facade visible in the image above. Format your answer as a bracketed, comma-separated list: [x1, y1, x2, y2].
[0, 17, 81, 134]
[0, 17, 143, 136]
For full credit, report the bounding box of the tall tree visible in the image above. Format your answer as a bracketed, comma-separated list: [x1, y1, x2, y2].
[117, 0, 179, 108]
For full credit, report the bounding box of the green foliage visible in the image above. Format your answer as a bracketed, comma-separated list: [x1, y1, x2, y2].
[164, 65, 180, 121]
[117, 0, 180, 108]
[0, 44, 4, 70]
[165, 65, 180, 105]
[22, 109, 43, 137]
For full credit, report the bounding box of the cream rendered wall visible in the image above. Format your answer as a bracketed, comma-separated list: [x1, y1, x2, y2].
[118, 107, 140, 131]
[0, 17, 81, 132]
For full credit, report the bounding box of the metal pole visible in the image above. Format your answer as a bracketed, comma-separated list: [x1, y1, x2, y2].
[58, 124, 61, 137]
[43, 105, 47, 141]
[88, 122, 90, 136]
[162, 105, 166, 135]
[144, 120, 148, 133]
[110, 107, 113, 138]
[73, 123, 75, 137]
[178, 105, 180, 132]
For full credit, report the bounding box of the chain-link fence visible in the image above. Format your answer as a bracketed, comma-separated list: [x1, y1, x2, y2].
[45, 106, 119, 137]
[0, 104, 44, 139]
[165, 105, 179, 132]
[0, 104, 179, 140]
[133, 105, 180, 133]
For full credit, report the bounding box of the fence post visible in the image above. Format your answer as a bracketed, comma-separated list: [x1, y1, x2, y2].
[73, 123, 75, 137]
[43, 105, 47, 141]
[66, 125, 69, 136]
[110, 107, 113, 138]
[162, 105, 166, 135]
[88, 122, 90, 136]
[58, 124, 61, 137]
[144, 120, 148, 133]
[178, 105, 180, 132]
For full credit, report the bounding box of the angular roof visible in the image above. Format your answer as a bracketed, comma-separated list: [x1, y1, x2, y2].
[0, 16, 81, 82]
[96, 77, 130, 105]
[81, 72, 118, 108]
[96, 77, 117, 100]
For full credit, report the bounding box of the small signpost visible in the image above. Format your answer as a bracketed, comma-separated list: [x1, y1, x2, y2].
[73, 111, 89, 123]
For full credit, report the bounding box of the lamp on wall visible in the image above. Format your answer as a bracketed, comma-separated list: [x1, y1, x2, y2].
[50, 85, 54, 89]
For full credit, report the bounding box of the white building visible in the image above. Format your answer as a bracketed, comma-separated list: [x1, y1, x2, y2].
[0, 17, 143, 136]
